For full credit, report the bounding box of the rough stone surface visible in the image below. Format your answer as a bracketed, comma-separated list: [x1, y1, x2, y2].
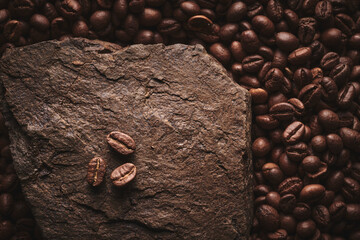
[0, 38, 252, 240]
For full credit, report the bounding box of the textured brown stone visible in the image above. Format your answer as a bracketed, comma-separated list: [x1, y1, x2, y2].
[0, 38, 252, 240]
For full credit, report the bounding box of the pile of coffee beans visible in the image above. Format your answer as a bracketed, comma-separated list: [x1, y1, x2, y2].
[0, 0, 360, 239]
[0, 114, 43, 239]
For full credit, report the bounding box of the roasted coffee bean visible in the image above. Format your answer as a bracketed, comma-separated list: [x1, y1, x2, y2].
[58, 0, 82, 20]
[282, 121, 305, 145]
[266, 0, 283, 23]
[262, 163, 284, 185]
[298, 24, 316, 45]
[226, 1, 247, 22]
[351, 162, 360, 181]
[345, 204, 360, 221]
[267, 229, 287, 240]
[326, 171, 345, 192]
[29, 14, 49, 32]
[301, 155, 325, 175]
[139, 8, 161, 27]
[286, 142, 308, 162]
[3, 20, 22, 42]
[312, 205, 330, 228]
[128, 0, 145, 14]
[269, 102, 295, 121]
[72, 20, 89, 37]
[249, 88, 268, 104]
[329, 63, 351, 86]
[86, 157, 106, 187]
[341, 177, 360, 202]
[266, 191, 281, 209]
[110, 163, 136, 187]
[237, 75, 261, 89]
[288, 47, 312, 66]
[279, 153, 298, 176]
[252, 137, 271, 157]
[319, 77, 338, 102]
[334, 13, 355, 36]
[315, 1, 333, 22]
[339, 127, 360, 152]
[278, 177, 303, 195]
[298, 84, 322, 109]
[280, 215, 296, 235]
[299, 184, 325, 203]
[219, 23, 238, 43]
[321, 52, 340, 71]
[264, 68, 284, 92]
[311, 135, 327, 152]
[240, 30, 260, 54]
[296, 219, 316, 238]
[246, 2, 263, 19]
[209, 43, 231, 66]
[106, 131, 136, 155]
[97, 0, 113, 9]
[337, 83, 355, 109]
[287, 98, 304, 117]
[326, 133, 343, 154]
[279, 194, 297, 213]
[230, 41, 245, 62]
[321, 28, 343, 49]
[0, 220, 13, 240]
[294, 68, 312, 89]
[180, 1, 200, 16]
[293, 202, 311, 221]
[272, 50, 287, 69]
[242, 55, 264, 73]
[252, 15, 275, 37]
[255, 204, 280, 231]
[275, 32, 299, 53]
[329, 201, 346, 221]
[0, 193, 13, 216]
[310, 40, 326, 63]
[318, 109, 340, 131]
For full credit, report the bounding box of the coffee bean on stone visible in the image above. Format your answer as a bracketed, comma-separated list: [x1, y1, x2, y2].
[86, 157, 106, 187]
[283, 121, 305, 145]
[255, 204, 280, 232]
[106, 131, 136, 155]
[110, 163, 137, 187]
